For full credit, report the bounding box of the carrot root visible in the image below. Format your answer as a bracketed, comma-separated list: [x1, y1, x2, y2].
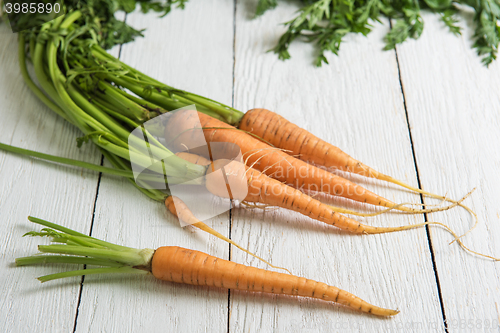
[164, 196, 291, 274]
[329, 189, 473, 217]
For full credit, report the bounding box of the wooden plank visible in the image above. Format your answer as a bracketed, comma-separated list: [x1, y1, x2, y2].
[395, 12, 500, 331]
[229, 1, 444, 331]
[73, 1, 235, 332]
[0, 25, 102, 332]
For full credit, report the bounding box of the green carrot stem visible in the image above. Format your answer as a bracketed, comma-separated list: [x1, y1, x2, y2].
[0, 140, 184, 186]
[162, 90, 242, 125]
[36, 21, 206, 183]
[91, 46, 163, 87]
[38, 267, 148, 283]
[57, 234, 106, 248]
[98, 150, 169, 201]
[90, 94, 127, 115]
[105, 75, 190, 111]
[28, 35, 36, 62]
[28, 216, 89, 237]
[18, 33, 70, 122]
[28, 216, 132, 251]
[101, 73, 218, 120]
[113, 86, 168, 114]
[46, 41, 101, 134]
[69, 85, 206, 178]
[90, 46, 244, 124]
[18, 217, 156, 282]
[67, 83, 133, 144]
[104, 69, 233, 123]
[38, 245, 149, 266]
[16, 255, 124, 267]
[33, 26, 67, 115]
[0, 142, 134, 178]
[91, 98, 141, 129]
[96, 80, 150, 121]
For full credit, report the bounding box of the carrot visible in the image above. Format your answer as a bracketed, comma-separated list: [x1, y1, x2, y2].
[164, 110, 414, 212]
[203, 159, 454, 234]
[171, 150, 465, 219]
[175, 152, 211, 166]
[151, 246, 398, 316]
[17, 217, 399, 317]
[173, 154, 400, 233]
[238, 109, 466, 204]
[238, 108, 380, 178]
[187, 157, 498, 259]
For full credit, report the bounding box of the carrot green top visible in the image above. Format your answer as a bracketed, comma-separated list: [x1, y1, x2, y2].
[16, 217, 154, 283]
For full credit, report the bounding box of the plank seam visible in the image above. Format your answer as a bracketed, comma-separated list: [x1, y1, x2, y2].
[227, 1, 237, 332]
[72, 154, 104, 333]
[390, 19, 449, 333]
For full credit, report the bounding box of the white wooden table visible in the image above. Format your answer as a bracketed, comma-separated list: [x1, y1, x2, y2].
[1, 1, 500, 332]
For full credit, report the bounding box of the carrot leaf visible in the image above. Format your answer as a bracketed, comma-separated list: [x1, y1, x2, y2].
[258, 0, 500, 66]
[17, 217, 155, 282]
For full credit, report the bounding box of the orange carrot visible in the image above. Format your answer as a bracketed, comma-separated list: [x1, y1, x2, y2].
[174, 154, 496, 259]
[152, 246, 399, 316]
[237, 109, 482, 241]
[18, 218, 399, 317]
[165, 111, 413, 212]
[204, 159, 442, 234]
[203, 159, 499, 259]
[238, 108, 377, 177]
[237, 109, 460, 202]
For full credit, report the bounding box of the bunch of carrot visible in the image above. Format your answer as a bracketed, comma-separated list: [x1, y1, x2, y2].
[4, 6, 498, 319]
[9, 10, 475, 242]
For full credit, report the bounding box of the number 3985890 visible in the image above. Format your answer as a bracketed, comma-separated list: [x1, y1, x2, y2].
[5, 2, 60, 14]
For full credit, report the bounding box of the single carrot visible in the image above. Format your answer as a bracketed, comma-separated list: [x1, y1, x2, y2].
[175, 152, 211, 166]
[173, 151, 466, 220]
[152, 246, 398, 316]
[17, 217, 399, 317]
[203, 159, 449, 234]
[238, 108, 377, 177]
[201, 158, 500, 260]
[237, 109, 464, 203]
[164, 111, 414, 212]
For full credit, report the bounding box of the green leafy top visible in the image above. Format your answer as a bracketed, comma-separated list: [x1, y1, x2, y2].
[2, 0, 188, 49]
[257, 0, 500, 66]
[16, 216, 154, 283]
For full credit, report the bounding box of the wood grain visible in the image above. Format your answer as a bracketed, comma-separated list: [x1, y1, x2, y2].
[396, 12, 500, 331]
[0, 24, 102, 332]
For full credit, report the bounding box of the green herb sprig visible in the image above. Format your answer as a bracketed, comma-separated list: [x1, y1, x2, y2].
[257, 0, 500, 66]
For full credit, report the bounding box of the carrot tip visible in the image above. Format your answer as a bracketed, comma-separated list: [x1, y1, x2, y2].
[388, 309, 400, 316]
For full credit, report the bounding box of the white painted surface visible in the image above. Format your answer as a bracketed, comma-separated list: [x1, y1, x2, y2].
[229, 2, 440, 332]
[0, 2, 499, 333]
[0, 24, 101, 333]
[396, 12, 500, 332]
